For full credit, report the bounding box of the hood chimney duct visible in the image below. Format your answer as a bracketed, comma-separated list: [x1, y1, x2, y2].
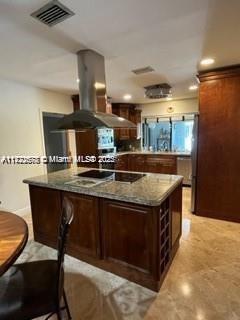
[77, 49, 106, 112]
[57, 49, 136, 130]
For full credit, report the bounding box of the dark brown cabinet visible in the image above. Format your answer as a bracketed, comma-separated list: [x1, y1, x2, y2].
[116, 154, 177, 174]
[119, 128, 130, 140]
[129, 109, 141, 139]
[118, 106, 129, 119]
[114, 154, 129, 171]
[102, 200, 153, 274]
[29, 186, 61, 247]
[129, 128, 137, 139]
[112, 103, 141, 141]
[153, 156, 177, 175]
[72, 94, 108, 113]
[75, 129, 99, 168]
[128, 154, 145, 172]
[112, 104, 130, 140]
[144, 157, 160, 173]
[63, 192, 100, 258]
[28, 183, 182, 291]
[144, 155, 176, 174]
[196, 65, 240, 223]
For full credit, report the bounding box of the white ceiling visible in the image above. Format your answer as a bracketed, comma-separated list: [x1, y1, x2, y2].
[0, 0, 239, 103]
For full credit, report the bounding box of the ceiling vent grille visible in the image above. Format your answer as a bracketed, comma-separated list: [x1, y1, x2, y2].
[132, 66, 155, 75]
[31, 0, 75, 27]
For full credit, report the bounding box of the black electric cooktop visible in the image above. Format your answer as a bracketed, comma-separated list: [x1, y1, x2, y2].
[77, 170, 145, 183]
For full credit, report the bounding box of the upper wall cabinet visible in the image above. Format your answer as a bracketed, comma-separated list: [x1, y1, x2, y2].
[112, 103, 141, 141]
[72, 94, 110, 113]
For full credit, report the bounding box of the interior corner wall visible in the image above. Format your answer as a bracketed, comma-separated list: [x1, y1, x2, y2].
[0, 78, 75, 213]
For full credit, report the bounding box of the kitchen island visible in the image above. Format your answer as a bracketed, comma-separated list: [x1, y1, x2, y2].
[24, 167, 183, 291]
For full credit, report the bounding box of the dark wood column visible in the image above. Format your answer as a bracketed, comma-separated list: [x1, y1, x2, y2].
[196, 65, 240, 222]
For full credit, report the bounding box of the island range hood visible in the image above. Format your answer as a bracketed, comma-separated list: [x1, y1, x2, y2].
[57, 49, 136, 130]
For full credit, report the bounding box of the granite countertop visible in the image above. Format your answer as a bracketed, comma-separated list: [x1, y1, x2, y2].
[117, 151, 191, 157]
[23, 167, 183, 207]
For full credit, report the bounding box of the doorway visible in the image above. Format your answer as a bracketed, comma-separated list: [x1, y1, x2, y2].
[42, 112, 69, 173]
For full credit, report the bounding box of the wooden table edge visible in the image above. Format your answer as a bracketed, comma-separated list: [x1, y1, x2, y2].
[0, 212, 29, 276]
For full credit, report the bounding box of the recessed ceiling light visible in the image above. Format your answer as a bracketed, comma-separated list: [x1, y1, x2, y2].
[76, 78, 80, 83]
[200, 58, 215, 66]
[123, 94, 132, 100]
[189, 85, 198, 91]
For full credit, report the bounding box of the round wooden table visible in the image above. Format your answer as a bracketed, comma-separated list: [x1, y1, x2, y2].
[0, 211, 28, 276]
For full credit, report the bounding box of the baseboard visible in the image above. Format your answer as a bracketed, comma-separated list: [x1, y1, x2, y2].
[14, 206, 31, 217]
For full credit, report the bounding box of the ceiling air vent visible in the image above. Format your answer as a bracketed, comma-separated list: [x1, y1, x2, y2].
[31, 0, 75, 27]
[144, 83, 172, 99]
[132, 66, 155, 75]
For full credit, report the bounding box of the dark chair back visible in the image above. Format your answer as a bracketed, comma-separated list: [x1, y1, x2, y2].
[56, 197, 74, 303]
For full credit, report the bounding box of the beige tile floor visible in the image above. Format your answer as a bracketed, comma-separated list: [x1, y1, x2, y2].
[22, 188, 240, 320]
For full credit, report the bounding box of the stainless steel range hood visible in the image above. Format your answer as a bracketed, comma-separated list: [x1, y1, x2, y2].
[57, 49, 136, 130]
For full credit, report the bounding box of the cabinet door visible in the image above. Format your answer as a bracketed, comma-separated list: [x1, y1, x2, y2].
[63, 192, 100, 258]
[128, 155, 145, 172]
[114, 128, 130, 141]
[114, 128, 120, 142]
[29, 186, 61, 247]
[159, 157, 177, 174]
[145, 156, 177, 174]
[119, 107, 129, 119]
[119, 128, 130, 140]
[128, 108, 140, 139]
[75, 129, 98, 168]
[102, 200, 154, 274]
[114, 154, 128, 171]
[129, 108, 137, 124]
[135, 110, 142, 123]
[145, 157, 160, 173]
[129, 128, 137, 139]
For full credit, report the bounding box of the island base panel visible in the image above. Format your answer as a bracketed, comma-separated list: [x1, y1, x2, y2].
[29, 184, 182, 291]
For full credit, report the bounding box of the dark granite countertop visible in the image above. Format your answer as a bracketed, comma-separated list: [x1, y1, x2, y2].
[23, 167, 183, 207]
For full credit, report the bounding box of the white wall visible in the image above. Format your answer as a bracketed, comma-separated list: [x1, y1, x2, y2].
[0, 78, 75, 213]
[139, 97, 198, 118]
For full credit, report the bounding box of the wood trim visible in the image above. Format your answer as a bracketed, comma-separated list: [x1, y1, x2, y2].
[198, 64, 240, 82]
[195, 210, 240, 224]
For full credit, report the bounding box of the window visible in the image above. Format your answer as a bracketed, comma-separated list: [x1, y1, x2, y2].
[142, 115, 195, 152]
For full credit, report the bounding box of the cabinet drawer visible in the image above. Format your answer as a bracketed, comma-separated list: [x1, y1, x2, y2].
[145, 155, 177, 174]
